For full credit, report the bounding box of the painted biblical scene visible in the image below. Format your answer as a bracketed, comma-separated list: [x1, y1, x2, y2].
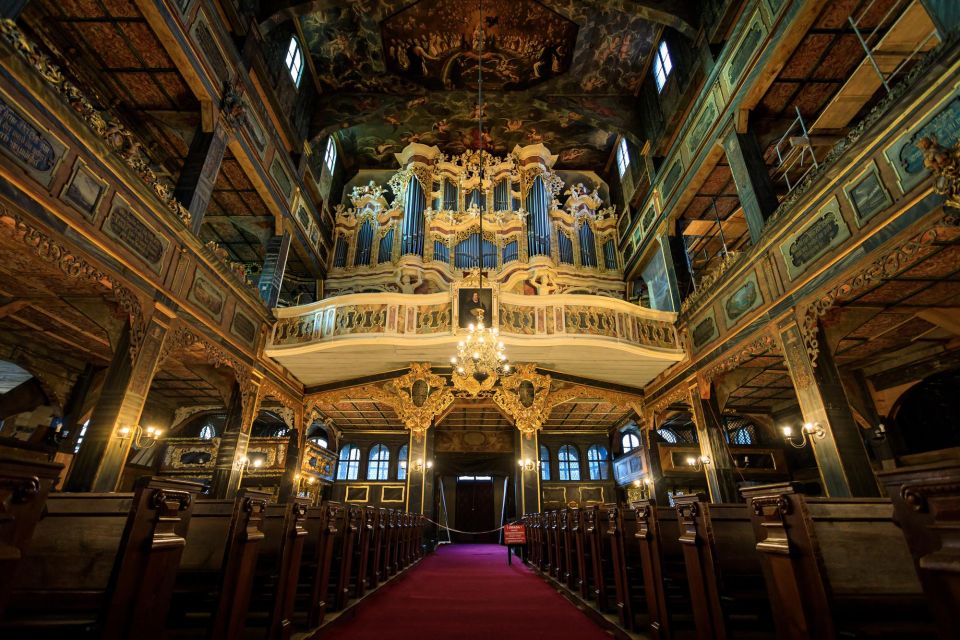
[381, 0, 578, 91]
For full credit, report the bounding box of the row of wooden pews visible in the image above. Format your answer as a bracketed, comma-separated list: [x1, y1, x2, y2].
[525, 462, 960, 639]
[0, 456, 426, 640]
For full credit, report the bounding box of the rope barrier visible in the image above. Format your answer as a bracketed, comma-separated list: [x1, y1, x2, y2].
[420, 515, 524, 536]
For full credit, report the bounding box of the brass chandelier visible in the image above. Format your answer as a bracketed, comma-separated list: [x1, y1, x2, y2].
[450, 0, 512, 393]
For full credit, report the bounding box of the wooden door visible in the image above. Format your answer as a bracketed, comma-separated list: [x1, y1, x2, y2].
[454, 478, 496, 543]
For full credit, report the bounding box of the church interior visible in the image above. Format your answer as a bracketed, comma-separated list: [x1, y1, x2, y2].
[1, 0, 960, 638]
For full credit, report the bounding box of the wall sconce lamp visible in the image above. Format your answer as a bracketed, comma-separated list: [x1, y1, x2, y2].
[412, 458, 433, 473]
[517, 458, 538, 472]
[118, 424, 163, 449]
[782, 422, 825, 449]
[686, 455, 711, 472]
[236, 455, 264, 472]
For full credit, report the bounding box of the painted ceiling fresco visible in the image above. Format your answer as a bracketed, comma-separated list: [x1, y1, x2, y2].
[295, 0, 662, 169]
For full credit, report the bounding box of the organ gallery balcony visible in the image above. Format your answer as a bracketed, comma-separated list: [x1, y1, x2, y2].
[266, 289, 683, 388]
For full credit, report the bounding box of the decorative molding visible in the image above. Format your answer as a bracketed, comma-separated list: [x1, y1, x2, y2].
[383, 362, 454, 439]
[0, 209, 146, 362]
[701, 330, 779, 382]
[798, 213, 960, 363]
[0, 20, 192, 226]
[918, 136, 960, 209]
[492, 363, 552, 439]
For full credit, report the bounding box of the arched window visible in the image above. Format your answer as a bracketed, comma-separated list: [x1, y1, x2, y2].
[285, 36, 304, 87]
[657, 428, 679, 444]
[336, 444, 360, 480]
[540, 444, 551, 481]
[199, 424, 216, 440]
[558, 445, 581, 481]
[310, 435, 329, 448]
[367, 444, 390, 480]
[397, 444, 408, 480]
[622, 432, 640, 453]
[587, 445, 610, 480]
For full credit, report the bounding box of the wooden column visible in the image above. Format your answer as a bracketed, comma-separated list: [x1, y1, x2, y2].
[721, 126, 778, 244]
[405, 430, 435, 515]
[778, 320, 879, 497]
[643, 425, 671, 505]
[517, 430, 541, 515]
[210, 376, 262, 498]
[174, 123, 228, 235]
[659, 233, 693, 311]
[258, 232, 291, 308]
[65, 306, 173, 492]
[688, 383, 740, 503]
[277, 408, 302, 503]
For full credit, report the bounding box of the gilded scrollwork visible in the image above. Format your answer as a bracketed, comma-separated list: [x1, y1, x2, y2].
[384, 363, 455, 438]
[493, 363, 552, 439]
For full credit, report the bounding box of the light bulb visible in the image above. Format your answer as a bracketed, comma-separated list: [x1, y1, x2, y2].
[457, 366, 465, 374]
[450, 357, 458, 364]
[458, 341, 465, 348]
[478, 336, 485, 344]
[478, 322, 485, 330]
[468, 323, 475, 331]
[472, 352, 480, 360]
[498, 342, 504, 349]
[503, 364, 510, 372]
[686, 456, 696, 466]
[803, 422, 815, 433]
[782, 426, 793, 437]
[492, 328, 499, 335]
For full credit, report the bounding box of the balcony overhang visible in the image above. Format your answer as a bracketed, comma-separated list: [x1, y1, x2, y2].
[267, 292, 684, 388]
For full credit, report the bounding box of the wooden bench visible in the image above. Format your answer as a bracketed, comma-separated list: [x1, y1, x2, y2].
[368, 507, 385, 588]
[354, 505, 376, 598]
[1, 476, 201, 639]
[545, 510, 559, 578]
[166, 489, 271, 639]
[879, 461, 960, 639]
[572, 507, 593, 600]
[743, 482, 936, 639]
[333, 504, 362, 610]
[604, 504, 649, 631]
[673, 494, 774, 639]
[633, 500, 696, 639]
[561, 508, 579, 590]
[246, 499, 309, 640]
[0, 455, 62, 616]
[585, 504, 616, 612]
[297, 500, 342, 629]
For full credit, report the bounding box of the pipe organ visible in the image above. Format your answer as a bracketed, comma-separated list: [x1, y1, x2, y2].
[328, 143, 623, 297]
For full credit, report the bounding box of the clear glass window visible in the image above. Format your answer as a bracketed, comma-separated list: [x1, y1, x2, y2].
[336, 444, 360, 480]
[653, 40, 673, 92]
[558, 445, 581, 481]
[588, 445, 610, 480]
[285, 36, 304, 87]
[367, 443, 390, 480]
[622, 432, 641, 452]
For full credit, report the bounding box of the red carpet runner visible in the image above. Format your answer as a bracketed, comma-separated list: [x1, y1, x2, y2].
[322, 544, 612, 639]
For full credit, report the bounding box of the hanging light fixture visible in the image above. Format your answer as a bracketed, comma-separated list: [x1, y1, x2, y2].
[451, 0, 511, 390]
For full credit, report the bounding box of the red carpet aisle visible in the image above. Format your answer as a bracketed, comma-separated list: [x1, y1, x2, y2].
[322, 544, 612, 639]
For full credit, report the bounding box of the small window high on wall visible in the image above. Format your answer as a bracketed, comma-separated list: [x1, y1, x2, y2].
[616, 138, 630, 178]
[285, 36, 304, 87]
[337, 444, 360, 480]
[622, 432, 640, 453]
[653, 40, 673, 92]
[324, 137, 337, 175]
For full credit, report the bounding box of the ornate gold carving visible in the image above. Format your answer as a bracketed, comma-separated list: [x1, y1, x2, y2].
[650, 385, 689, 415]
[701, 330, 779, 382]
[919, 136, 960, 209]
[0, 210, 146, 363]
[680, 250, 741, 316]
[493, 364, 552, 439]
[383, 363, 454, 439]
[0, 20, 192, 226]
[205, 240, 251, 285]
[798, 213, 959, 364]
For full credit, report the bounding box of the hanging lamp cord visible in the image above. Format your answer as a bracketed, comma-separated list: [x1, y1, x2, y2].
[477, 0, 484, 286]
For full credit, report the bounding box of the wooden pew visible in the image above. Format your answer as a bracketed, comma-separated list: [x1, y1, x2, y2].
[879, 461, 960, 639]
[743, 482, 936, 639]
[585, 505, 616, 612]
[545, 510, 558, 578]
[672, 494, 774, 640]
[166, 489, 271, 639]
[246, 499, 309, 640]
[0, 455, 62, 616]
[572, 507, 592, 600]
[333, 504, 361, 610]
[1, 476, 201, 639]
[299, 500, 343, 628]
[633, 500, 695, 640]
[604, 504, 649, 631]
[378, 508, 393, 581]
[354, 506, 376, 598]
[368, 507, 386, 588]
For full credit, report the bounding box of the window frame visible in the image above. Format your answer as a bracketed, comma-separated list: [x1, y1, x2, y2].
[539, 444, 551, 481]
[285, 36, 304, 87]
[199, 424, 216, 440]
[557, 444, 581, 481]
[621, 432, 640, 453]
[324, 137, 338, 175]
[397, 444, 408, 480]
[587, 445, 610, 480]
[336, 444, 360, 480]
[653, 40, 673, 93]
[367, 443, 390, 480]
[616, 138, 630, 178]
